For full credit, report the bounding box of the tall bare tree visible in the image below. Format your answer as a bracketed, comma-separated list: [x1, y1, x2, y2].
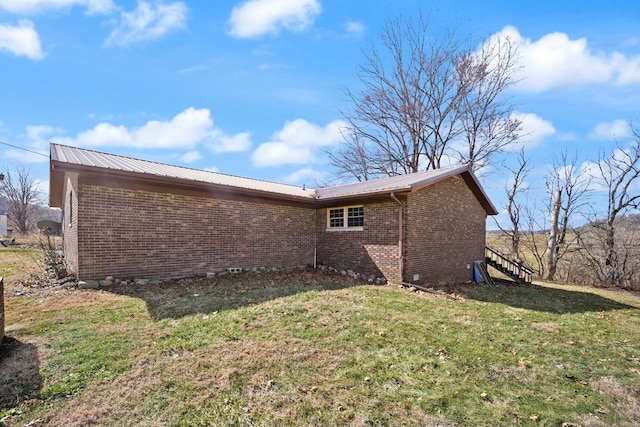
[495, 148, 531, 263]
[330, 13, 521, 180]
[540, 151, 591, 281]
[579, 127, 640, 288]
[331, 129, 375, 182]
[454, 37, 522, 171]
[0, 165, 42, 234]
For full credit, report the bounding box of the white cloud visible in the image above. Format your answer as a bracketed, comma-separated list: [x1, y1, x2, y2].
[0, 20, 44, 60]
[228, 0, 321, 38]
[252, 119, 346, 167]
[27, 124, 63, 142]
[488, 26, 640, 92]
[212, 132, 252, 153]
[281, 167, 329, 185]
[510, 111, 556, 149]
[49, 107, 251, 153]
[179, 150, 201, 163]
[0, 0, 115, 15]
[579, 160, 608, 192]
[615, 53, 640, 85]
[588, 119, 632, 140]
[344, 20, 364, 38]
[105, 0, 187, 47]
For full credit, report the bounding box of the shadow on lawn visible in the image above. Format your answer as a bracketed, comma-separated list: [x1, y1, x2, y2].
[445, 281, 637, 314]
[107, 269, 363, 320]
[0, 336, 43, 409]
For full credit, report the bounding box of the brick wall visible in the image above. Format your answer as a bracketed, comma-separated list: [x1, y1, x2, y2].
[316, 200, 402, 283]
[404, 176, 486, 285]
[75, 177, 316, 280]
[62, 173, 79, 276]
[66, 171, 488, 285]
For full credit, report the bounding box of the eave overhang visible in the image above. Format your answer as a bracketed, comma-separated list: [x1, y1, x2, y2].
[49, 144, 498, 215]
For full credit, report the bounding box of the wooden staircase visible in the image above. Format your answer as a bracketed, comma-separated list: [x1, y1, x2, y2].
[484, 246, 534, 285]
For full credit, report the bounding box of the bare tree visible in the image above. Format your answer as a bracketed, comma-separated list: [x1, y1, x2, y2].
[540, 151, 591, 281]
[579, 127, 640, 288]
[495, 149, 531, 263]
[0, 165, 42, 234]
[331, 129, 374, 182]
[454, 37, 522, 171]
[330, 13, 521, 180]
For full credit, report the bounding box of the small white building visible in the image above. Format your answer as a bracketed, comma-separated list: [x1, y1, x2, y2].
[0, 195, 7, 237]
[0, 213, 6, 237]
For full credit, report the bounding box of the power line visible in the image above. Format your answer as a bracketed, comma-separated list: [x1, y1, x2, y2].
[0, 140, 48, 157]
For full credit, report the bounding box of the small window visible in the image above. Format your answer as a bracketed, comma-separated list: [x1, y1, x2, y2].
[347, 206, 364, 227]
[68, 190, 73, 227]
[329, 208, 344, 228]
[327, 206, 364, 230]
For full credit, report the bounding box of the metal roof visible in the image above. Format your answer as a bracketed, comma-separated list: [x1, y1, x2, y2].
[49, 143, 497, 214]
[316, 165, 471, 199]
[50, 144, 314, 200]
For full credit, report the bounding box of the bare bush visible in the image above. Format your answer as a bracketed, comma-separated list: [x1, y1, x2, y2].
[576, 127, 640, 288]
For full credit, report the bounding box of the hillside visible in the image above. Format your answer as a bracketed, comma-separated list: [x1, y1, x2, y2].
[1, 254, 639, 426]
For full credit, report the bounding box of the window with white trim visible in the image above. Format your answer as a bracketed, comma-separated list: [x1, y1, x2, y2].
[327, 206, 364, 230]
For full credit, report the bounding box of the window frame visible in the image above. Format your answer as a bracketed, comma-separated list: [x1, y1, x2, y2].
[68, 190, 73, 228]
[326, 205, 364, 231]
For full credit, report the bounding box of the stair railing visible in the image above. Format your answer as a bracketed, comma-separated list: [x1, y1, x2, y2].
[485, 246, 534, 284]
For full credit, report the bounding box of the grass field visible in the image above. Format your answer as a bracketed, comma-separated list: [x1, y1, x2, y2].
[1, 246, 640, 426]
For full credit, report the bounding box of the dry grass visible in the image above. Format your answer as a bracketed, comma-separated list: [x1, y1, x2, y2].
[0, 246, 41, 284]
[2, 244, 640, 426]
[0, 337, 42, 409]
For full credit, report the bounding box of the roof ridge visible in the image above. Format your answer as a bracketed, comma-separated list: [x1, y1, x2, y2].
[323, 164, 469, 186]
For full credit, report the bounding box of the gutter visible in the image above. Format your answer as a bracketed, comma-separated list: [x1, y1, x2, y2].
[390, 192, 404, 284]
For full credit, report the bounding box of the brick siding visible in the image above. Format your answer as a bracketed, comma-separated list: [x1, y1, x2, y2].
[316, 200, 402, 283]
[72, 176, 315, 280]
[63, 172, 487, 285]
[404, 176, 487, 284]
[62, 173, 79, 276]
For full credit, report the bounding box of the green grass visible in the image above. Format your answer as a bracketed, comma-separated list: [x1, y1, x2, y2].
[2, 266, 640, 426]
[0, 246, 41, 282]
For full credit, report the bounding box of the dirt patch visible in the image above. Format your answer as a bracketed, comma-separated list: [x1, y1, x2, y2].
[8, 276, 78, 299]
[106, 269, 365, 319]
[531, 321, 560, 333]
[590, 376, 640, 425]
[0, 336, 43, 409]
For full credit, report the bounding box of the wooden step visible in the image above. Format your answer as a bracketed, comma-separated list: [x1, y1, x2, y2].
[485, 246, 534, 284]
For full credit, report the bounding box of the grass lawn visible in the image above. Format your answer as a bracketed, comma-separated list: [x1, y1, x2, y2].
[1, 248, 640, 426]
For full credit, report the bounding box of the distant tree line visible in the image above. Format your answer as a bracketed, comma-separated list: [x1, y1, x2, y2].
[497, 128, 640, 289]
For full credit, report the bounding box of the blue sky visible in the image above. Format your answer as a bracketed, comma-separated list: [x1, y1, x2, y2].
[1, 0, 639, 227]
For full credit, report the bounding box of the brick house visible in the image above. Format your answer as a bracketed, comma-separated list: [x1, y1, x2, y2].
[49, 144, 497, 285]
